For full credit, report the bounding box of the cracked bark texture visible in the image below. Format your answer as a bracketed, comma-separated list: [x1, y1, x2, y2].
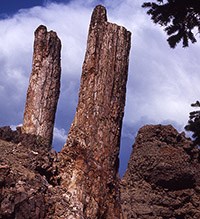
[22, 25, 61, 147]
[58, 5, 131, 219]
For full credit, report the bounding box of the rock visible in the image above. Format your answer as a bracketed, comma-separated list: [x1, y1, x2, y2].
[58, 5, 131, 219]
[22, 25, 61, 147]
[0, 126, 51, 152]
[0, 135, 60, 219]
[121, 125, 200, 219]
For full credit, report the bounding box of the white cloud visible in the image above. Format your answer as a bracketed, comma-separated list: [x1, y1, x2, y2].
[52, 127, 68, 151]
[53, 127, 67, 142]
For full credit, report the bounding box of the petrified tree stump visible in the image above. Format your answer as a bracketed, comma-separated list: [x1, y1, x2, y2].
[22, 25, 61, 147]
[58, 5, 131, 219]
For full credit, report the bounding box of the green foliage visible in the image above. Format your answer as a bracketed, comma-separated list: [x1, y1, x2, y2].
[142, 0, 200, 48]
[185, 101, 200, 146]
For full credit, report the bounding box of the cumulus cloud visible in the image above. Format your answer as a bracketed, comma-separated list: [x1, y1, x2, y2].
[1, 0, 200, 174]
[53, 127, 68, 151]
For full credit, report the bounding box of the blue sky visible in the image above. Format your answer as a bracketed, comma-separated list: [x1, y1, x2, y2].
[0, 0, 69, 15]
[1, 0, 200, 176]
[0, 0, 43, 16]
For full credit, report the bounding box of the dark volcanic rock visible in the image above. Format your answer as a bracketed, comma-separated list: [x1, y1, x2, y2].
[22, 25, 61, 147]
[58, 5, 131, 219]
[121, 125, 200, 219]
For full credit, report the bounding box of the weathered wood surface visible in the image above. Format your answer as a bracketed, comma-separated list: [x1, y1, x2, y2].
[22, 25, 61, 147]
[58, 5, 131, 219]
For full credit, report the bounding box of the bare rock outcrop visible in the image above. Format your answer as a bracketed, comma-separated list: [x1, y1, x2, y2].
[121, 125, 200, 219]
[57, 5, 131, 219]
[22, 25, 61, 147]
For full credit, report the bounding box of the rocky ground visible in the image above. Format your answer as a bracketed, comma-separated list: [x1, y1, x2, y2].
[1, 125, 200, 218]
[0, 126, 59, 219]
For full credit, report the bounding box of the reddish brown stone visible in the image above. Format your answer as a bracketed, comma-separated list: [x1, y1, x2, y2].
[121, 125, 200, 219]
[0, 131, 60, 219]
[58, 5, 131, 219]
[22, 25, 61, 147]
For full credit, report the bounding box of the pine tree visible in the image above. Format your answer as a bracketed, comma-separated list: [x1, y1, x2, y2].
[185, 101, 200, 146]
[142, 0, 200, 48]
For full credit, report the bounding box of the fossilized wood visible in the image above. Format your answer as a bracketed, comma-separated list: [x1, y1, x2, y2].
[22, 25, 61, 147]
[58, 5, 131, 219]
